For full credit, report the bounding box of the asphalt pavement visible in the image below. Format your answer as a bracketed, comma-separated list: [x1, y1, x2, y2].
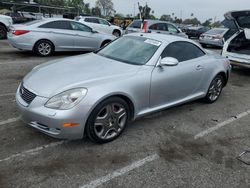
[0, 40, 249, 188]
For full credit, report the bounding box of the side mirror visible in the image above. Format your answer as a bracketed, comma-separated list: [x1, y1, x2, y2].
[91, 29, 98, 33]
[160, 57, 179, 66]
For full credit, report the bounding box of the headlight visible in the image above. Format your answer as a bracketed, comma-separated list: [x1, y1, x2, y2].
[45, 88, 87, 110]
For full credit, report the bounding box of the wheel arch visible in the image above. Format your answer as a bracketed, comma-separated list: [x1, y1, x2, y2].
[112, 29, 121, 36]
[217, 71, 228, 87]
[100, 39, 112, 48]
[0, 22, 7, 31]
[0, 22, 8, 39]
[33, 38, 55, 51]
[83, 93, 136, 138]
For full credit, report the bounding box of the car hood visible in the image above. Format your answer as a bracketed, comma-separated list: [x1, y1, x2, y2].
[224, 10, 250, 29]
[23, 53, 141, 98]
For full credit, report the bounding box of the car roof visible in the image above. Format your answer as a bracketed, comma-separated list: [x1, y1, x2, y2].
[126, 32, 192, 44]
[42, 17, 72, 22]
[81, 16, 104, 20]
[132, 19, 174, 25]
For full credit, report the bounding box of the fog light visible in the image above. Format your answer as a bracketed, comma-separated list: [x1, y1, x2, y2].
[63, 123, 80, 127]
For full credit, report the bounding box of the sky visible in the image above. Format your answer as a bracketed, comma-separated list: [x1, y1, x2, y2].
[85, 0, 250, 22]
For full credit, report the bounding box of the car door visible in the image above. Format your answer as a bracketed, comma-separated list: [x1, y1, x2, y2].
[150, 41, 206, 108]
[97, 18, 113, 34]
[84, 17, 102, 32]
[167, 23, 181, 36]
[70, 21, 100, 50]
[38, 20, 75, 50]
[149, 23, 168, 34]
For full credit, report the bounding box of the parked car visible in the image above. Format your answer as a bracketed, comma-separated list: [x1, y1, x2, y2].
[5, 12, 31, 24]
[199, 28, 235, 47]
[76, 16, 123, 37]
[185, 26, 209, 38]
[0, 14, 13, 39]
[8, 18, 116, 56]
[222, 10, 250, 68]
[16, 33, 230, 143]
[126, 19, 188, 38]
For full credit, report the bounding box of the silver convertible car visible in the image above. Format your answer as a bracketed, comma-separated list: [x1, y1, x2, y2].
[8, 18, 116, 56]
[16, 33, 231, 143]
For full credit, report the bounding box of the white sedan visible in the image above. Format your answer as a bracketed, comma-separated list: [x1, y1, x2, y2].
[77, 16, 123, 37]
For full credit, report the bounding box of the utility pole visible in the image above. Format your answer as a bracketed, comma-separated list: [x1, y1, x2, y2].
[134, 3, 135, 18]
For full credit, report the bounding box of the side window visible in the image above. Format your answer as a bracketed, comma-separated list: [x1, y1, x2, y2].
[71, 22, 92, 32]
[149, 23, 158, 30]
[39, 21, 72, 30]
[84, 18, 99, 24]
[167, 24, 178, 33]
[149, 23, 167, 31]
[98, 19, 110, 26]
[161, 41, 205, 62]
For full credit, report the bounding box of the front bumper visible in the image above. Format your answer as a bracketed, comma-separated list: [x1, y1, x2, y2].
[16, 86, 89, 140]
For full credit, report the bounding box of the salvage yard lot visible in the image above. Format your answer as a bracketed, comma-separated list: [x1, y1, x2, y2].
[0, 39, 250, 188]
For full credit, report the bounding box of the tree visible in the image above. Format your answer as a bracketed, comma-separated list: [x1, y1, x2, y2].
[160, 14, 173, 22]
[211, 21, 222, 28]
[182, 17, 201, 25]
[91, 7, 101, 17]
[83, 3, 91, 14]
[96, 0, 114, 17]
[67, 0, 85, 14]
[137, 3, 154, 19]
[35, 0, 66, 6]
[173, 18, 182, 24]
[202, 18, 212, 27]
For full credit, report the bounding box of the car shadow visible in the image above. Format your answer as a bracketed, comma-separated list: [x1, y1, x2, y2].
[232, 66, 250, 76]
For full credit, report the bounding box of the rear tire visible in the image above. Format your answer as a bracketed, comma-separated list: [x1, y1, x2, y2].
[204, 75, 224, 103]
[34, 40, 54, 56]
[0, 25, 7, 40]
[86, 97, 130, 144]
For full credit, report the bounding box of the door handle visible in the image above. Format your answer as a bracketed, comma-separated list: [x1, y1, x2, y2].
[196, 65, 204, 70]
[157, 31, 161, 33]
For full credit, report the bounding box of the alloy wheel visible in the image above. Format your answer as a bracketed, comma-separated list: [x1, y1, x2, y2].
[94, 103, 127, 140]
[207, 77, 223, 102]
[38, 42, 52, 56]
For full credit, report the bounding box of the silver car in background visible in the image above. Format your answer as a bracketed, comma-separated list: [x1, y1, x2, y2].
[8, 18, 116, 56]
[16, 33, 230, 143]
[126, 19, 188, 38]
[199, 28, 233, 48]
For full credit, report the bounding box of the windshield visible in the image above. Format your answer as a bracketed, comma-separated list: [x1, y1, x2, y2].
[97, 36, 161, 65]
[236, 16, 250, 28]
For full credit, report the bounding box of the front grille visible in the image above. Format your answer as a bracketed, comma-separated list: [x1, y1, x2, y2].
[19, 84, 36, 104]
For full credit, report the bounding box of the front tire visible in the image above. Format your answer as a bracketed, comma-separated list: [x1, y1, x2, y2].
[86, 97, 129, 144]
[204, 75, 224, 103]
[34, 40, 54, 56]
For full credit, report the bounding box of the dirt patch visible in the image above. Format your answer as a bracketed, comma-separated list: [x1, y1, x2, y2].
[158, 130, 244, 170]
